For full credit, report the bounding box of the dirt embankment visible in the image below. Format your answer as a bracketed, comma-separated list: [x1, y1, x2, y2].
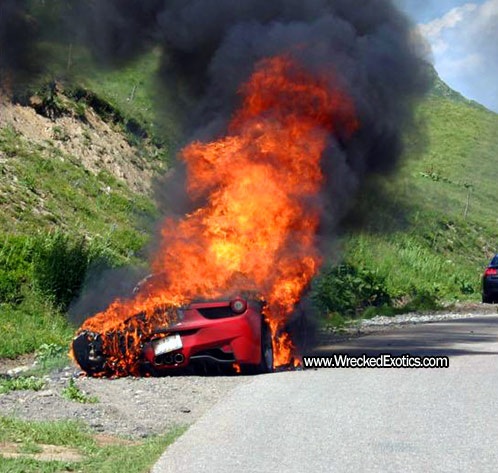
[0, 96, 163, 195]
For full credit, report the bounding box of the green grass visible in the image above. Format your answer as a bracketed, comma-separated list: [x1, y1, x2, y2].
[0, 416, 186, 473]
[0, 52, 167, 359]
[339, 92, 498, 306]
[61, 379, 99, 404]
[82, 49, 180, 149]
[32, 343, 70, 374]
[0, 126, 157, 259]
[3, 40, 498, 342]
[0, 295, 74, 358]
[0, 377, 45, 395]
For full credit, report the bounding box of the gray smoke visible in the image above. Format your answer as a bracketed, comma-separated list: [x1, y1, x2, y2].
[0, 0, 40, 87]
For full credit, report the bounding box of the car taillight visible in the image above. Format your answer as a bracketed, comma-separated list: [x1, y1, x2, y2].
[485, 268, 498, 276]
[230, 298, 247, 314]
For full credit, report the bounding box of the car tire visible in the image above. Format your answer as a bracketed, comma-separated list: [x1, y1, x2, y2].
[241, 321, 273, 375]
[72, 331, 107, 376]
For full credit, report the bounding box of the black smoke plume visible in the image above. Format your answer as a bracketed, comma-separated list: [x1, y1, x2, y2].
[2, 1, 429, 193]
[0, 0, 40, 88]
[72, 0, 430, 225]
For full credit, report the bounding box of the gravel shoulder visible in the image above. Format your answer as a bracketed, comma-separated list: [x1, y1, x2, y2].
[0, 366, 249, 438]
[316, 302, 497, 345]
[1, 303, 496, 439]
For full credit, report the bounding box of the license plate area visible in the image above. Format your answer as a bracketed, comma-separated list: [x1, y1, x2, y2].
[153, 334, 183, 356]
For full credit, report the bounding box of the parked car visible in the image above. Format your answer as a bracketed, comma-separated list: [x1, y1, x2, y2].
[482, 254, 498, 303]
[72, 296, 274, 376]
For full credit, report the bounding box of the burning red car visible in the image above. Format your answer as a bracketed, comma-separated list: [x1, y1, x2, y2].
[72, 296, 274, 376]
[71, 56, 358, 376]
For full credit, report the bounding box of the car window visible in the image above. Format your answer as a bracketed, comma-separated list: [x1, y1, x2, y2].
[491, 255, 498, 266]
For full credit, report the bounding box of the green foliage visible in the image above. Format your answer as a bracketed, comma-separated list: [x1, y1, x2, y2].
[34, 343, 69, 373]
[0, 294, 73, 358]
[321, 311, 347, 329]
[312, 264, 391, 318]
[0, 377, 45, 395]
[403, 288, 443, 312]
[61, 379, 98, 404]
[80, 50, 180, 153]
[32, 232, 89, 310]
[0, 123, 157, 257]
[338, 93, 498, 313]
[35, 343, 65, 363]
[0, 236, 33, 304]
[0, 104, 158, 359]
[0, 416, 185, 473]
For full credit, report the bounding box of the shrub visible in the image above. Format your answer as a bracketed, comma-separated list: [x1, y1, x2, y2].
[32, 232, 89, 310]
[312, 264, 392, 318]
[0, 235, 33, 304]
[404, 287, 442, 312]
[0, 293, 74, 358]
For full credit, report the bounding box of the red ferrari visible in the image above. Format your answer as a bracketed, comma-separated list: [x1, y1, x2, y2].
[72, 296, 274, 376]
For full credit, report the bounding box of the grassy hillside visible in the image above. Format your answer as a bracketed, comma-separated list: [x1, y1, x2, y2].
[319, 78, 498, 318]
[0, 52, 174, 357]
[0, 125, 156, 254]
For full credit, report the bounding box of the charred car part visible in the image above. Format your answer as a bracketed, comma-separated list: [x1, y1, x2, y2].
[72, 331, 106, 376]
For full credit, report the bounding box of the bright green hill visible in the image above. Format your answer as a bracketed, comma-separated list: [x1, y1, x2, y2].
[334, 74, 498, 309]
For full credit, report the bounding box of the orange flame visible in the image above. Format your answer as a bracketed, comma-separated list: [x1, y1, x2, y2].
[78, 55, 358, 374]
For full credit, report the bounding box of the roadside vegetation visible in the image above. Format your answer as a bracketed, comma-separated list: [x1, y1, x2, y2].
[314, 88, 498, 327]
[0, 45, 169, 360]
[0, 377, 45, 395]
[61, 379, 99, 404]
[0, 416, 185, 473]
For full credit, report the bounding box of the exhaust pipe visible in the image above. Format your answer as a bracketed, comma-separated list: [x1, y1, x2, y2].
[174, 353, 185, 364]
[162, 354, 173, 365]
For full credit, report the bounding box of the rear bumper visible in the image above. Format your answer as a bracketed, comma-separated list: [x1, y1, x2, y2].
[142, 309, 263, 370]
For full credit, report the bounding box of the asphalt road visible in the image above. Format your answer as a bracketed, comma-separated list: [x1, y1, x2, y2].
[152, 315, 498, 473]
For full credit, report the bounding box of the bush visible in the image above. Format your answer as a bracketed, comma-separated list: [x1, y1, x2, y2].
[312, 264, 392, 318]
[0, 294, 74, 358]
[32, 232, 90, 310]
[0, 235, 33, 304]
[404, 287, 442, 312]
[0, 230, 125, 314]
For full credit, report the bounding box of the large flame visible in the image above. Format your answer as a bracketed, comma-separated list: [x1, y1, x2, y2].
[78, 55, 358, 375]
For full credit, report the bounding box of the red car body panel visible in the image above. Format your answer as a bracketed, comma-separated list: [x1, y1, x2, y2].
[142, 300, 264, 370]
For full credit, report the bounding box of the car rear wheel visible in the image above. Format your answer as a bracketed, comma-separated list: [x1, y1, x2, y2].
[241, 321, 273, 375]
[72, 331, 107, 376]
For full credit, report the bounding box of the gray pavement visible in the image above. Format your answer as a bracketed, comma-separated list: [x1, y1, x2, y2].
[153, 315, 498, 473]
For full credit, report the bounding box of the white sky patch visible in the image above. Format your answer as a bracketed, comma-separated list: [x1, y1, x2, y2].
[418, 0, 498, 111]
[419, 3, 477, 54]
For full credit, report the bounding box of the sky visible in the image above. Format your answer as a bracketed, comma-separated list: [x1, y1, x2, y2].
[395, 0, 498, 112]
